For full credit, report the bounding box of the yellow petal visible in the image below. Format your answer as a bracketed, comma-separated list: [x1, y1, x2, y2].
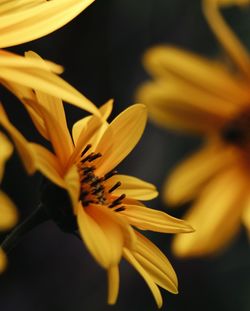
[105, 174, 158, 200]
[77, 204, 124, 269]
[0, 132, 13, 181]
[143, 46, 249, 103]
[0, 105, 35, 174]
[0, 58, 99, 116]
[165, 140, 240, 205]
[25, 99, 73, 166]
[172, 167, 246, 257]
[137, 79, 240, 134]
[95, 104, 147, 176]
[0, 0, 95, 48]
[64, 164, 80, 213]
[203, 0, 250, 79]
[107, 265, 120, 305]
[121, 204, 193, 233]
[123, 248, 163, 308]
[0, 249, 7, 273]
[0, 190, 18, 230]
[99, 99, 114, 121]
[134, 231, 178, 294]
[29, 143, 66, 189]
[242, 195, 250, 236]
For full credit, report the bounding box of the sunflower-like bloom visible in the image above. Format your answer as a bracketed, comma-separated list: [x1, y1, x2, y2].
[0, 0, 98, 116]
[137, 0, 250, 257]
[0, 132, 18, 273]
[9, 77, 193, 306]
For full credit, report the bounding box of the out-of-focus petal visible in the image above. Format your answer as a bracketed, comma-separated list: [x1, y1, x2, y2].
[0, 132, 13, 181]
[0, 190, 18, 230]
[107, 265, 120, 305]
[0, 249, 7, 273]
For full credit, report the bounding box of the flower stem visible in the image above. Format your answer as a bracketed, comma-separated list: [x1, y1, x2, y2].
[1, 203, 49, 254]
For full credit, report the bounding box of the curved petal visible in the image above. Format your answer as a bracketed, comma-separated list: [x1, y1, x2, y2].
[0, 191, 18, 231]
[0, 105, 35, 174]
[121, 204, 193, 233]
[95, 104, 147, 176]
[172, 167, 246, 257]
[123, 248, 163, 308]
[165, 141, 240, 205]
[29, 143, 66, 189]
[134, 231, 178, 294]
[105, 174, 158, 201]
[143, 46, 249, 103]
[137, 79, 240, 134]
[0, 0, 95, 48]
[0, 132, 13, 181]
[64, 164, 80, 213]
[0, 249, 7, 273]
[203, 0, 250, 79]
[107, 265, 120, 305]
[77, 204, 124, 269]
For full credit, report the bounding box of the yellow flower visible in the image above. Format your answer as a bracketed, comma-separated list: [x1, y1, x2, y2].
[19, 85, 193, 307]
[0, 0, 95, 48]
[0, 132, 18, 273]
[137, 0, 250, 257]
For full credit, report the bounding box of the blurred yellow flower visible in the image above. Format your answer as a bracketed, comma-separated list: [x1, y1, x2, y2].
[22, 85, 193, 307]
[137, 0, 250, 257]
[0, 132, 18, 273]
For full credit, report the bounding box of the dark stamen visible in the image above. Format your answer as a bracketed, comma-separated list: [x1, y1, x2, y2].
[82, 166, 95, 175]
[114, 206, 125, 212]
[89, 153, 102, 162]
[104, 170, 118, 181]
[109, 194, 126, 208]
[81, 200, 94, 207]
[108, 181, 121, 193]
[81, 152, 94, 164]
[80, 190, 89, 200]
[81, 144, 92, 157]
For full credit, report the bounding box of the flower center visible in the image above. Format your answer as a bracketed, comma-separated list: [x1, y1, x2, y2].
[221, 110, 250, 152]
[77, 144, 126, 212]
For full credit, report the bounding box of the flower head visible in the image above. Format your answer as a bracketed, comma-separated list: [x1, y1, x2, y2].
[22, 84, 193, 307]
[137, 0, 250, 257]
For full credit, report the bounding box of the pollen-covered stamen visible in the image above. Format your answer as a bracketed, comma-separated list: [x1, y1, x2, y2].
[78, 148, 125, 211]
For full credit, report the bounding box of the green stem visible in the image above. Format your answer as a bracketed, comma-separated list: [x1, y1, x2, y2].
[1, 203, 49, 254]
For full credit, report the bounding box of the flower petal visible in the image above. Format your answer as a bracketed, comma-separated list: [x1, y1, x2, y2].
[29, 143, 66, 189]
[64, 164, 80, 212]
[77, 204, 124, 269]
[134, 231, 178, 294]
[172, 167, 246, 257]
[0, 190, 18, 231]
[107, 265, 120, 305]
[0, 249, 7, 273]
[0, 132, 13, 181]
[95, 104, 147, 176]
[165, 140, 240, 205]
[203, 0, 250, 79]
[0, 105, 35, 174]
[105, 174, 158, 201]
[121, 204, 193, 233]
[143, 46, 249, 103]
[0, 0, 95, 48]
[123, 248, 163, 308]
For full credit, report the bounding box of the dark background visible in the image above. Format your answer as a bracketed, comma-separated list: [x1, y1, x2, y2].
[1, 0, 250, 310]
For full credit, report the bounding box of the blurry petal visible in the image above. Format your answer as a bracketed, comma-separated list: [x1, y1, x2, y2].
[143, 46, 249, 103]
[64, 164, 80, 212]
[123, 248, 163, 308]
[0, 190, 18, 230]
[0, 132, 13, 181]
[95, 104, 147, 176]
[165, 141, 240, 205]
[0, 0, 95, 48]
[242, 195, 250, 236]
[121, 204, 193, 233]
[107, 265, 120, 305]
[77, 204, 124, 269]
[203, 0, 250, 78]
[172, 167, 247, 257]
[106, 174, 158, 201]
[134, 231, 178, 293]
[0, 249, 7, 273]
